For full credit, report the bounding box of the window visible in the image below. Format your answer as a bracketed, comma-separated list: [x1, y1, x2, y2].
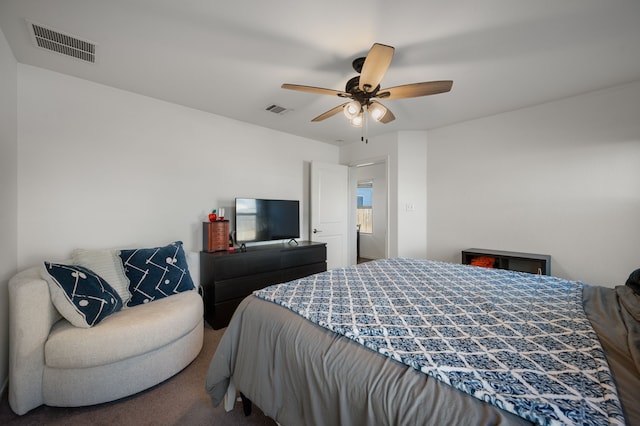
[357, 181, 373, 234]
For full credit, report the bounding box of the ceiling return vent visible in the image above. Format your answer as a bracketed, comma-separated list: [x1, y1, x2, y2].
[27, 20, 96, 63]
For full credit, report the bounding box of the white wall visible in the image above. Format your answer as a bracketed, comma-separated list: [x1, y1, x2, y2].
[396, 132, 428, 258]
[0, 25, 18, 396]
[17, 65, 338, 268]
[427, 81, 640, 287]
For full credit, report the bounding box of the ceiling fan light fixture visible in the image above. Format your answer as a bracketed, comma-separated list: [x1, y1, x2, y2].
[368, 102, 387, 122]
[281, 43, 452, 133]
[343, 100, 362, 119]
[350, 113, 363, 127]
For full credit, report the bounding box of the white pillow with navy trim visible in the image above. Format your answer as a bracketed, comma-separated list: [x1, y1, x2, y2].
[71, 248, 131, 307]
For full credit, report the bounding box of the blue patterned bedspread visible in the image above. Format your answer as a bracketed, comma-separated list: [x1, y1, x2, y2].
[254, 258, 625, 426]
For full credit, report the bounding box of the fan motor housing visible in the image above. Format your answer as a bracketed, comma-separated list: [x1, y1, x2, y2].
[345, 76, 380, 105]
[352, 57, 365, 73]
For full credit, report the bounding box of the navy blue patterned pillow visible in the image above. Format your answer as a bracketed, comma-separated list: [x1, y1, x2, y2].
[42, 262, 123, 328]
[119, 241, 195, 307]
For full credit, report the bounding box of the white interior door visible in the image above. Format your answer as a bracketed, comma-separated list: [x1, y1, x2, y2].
[311, 161, 349, 270]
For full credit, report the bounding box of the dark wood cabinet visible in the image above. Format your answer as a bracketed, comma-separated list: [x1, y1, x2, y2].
[202, 221, 229, 252]
[200, 241, 326, 329]
[462, 248, 551, 275]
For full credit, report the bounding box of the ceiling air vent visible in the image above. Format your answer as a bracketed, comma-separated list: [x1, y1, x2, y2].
[27, 20, 96, 63]
[266, 104, 288, 114]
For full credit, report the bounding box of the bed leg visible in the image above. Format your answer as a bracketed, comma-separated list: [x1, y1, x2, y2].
[240, 392, 252, 416]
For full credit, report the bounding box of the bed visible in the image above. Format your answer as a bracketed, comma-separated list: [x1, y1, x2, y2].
[205, 258, 640, 425]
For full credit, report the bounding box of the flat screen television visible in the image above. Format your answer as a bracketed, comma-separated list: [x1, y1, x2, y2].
[235, 198, 300, 243]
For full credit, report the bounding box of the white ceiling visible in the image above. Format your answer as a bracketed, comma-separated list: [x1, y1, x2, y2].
[1, 0, 639, 146]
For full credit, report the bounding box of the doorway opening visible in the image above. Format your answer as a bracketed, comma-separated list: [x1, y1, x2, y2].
[350, 159, 388, 265]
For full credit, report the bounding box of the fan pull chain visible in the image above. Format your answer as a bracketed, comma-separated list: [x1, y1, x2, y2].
[361, 106, 369, 144]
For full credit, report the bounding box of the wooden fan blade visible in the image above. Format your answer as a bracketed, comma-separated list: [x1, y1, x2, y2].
[282, 84, 350, 98]
[311, 102, 349, 122]
[359, 43, 394, 93]
[378, 80, 453, 100]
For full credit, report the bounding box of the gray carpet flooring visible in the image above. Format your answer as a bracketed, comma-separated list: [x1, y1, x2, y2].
[0, 324, 277, 425]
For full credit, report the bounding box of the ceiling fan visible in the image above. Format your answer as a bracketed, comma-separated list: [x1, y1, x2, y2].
[282, 43, 453, 139]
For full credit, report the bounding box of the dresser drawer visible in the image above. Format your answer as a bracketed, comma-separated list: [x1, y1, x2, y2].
[281, 245, 326, 268]
[214, 270, 281, 303]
